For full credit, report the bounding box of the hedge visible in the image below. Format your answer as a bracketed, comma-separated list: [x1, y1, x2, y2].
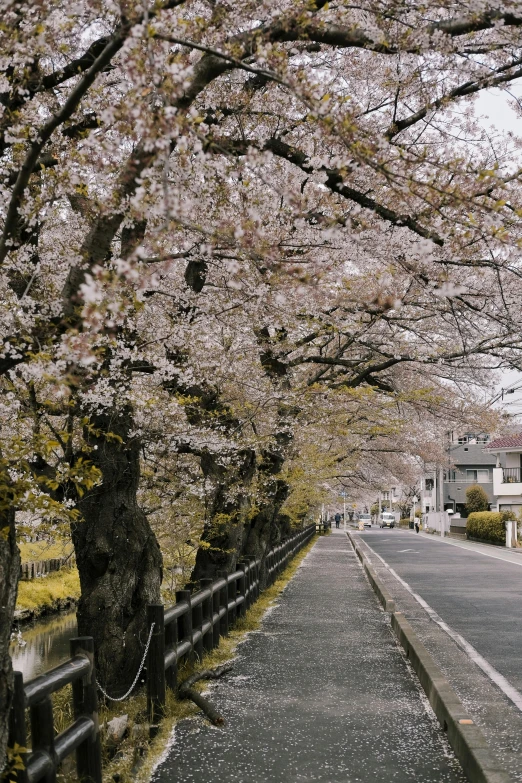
[466, 510, 515, 544]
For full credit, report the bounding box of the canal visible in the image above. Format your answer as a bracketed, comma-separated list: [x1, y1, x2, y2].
[10, 610, 77, 680]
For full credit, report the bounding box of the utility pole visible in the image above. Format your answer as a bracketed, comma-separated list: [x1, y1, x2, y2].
[438, 466, 445, 536]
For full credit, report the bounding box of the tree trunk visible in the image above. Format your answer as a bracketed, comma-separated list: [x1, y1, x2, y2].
[72, 407, 162, 696]
[191, 449, 257, 581]
[0, 497, 19, 776]
[243, 446, 292, 587]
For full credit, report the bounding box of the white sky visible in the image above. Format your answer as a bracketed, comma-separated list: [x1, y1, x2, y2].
[472, 86, 522, 419]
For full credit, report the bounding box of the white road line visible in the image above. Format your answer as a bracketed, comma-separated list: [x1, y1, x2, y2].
[402, 530, 522, 568]
[365, 542, 522, 714]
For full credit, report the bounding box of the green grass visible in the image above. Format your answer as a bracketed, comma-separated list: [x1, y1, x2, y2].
[16, 568, 80, 612]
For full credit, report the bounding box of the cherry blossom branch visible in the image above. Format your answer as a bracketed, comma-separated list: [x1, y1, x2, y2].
[269, 10, 522, 55]
[387, 57, 522, 140]
[210, 135, 445, 246]
[153, 33, 291, 89]
[0, 33, 125, 264]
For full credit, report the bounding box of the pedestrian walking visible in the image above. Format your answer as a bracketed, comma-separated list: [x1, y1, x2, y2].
[414, 518, 420, 534]
[334, 513, 341, 529]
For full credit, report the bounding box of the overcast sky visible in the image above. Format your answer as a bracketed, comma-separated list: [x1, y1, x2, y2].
[468, 86, 522, 418]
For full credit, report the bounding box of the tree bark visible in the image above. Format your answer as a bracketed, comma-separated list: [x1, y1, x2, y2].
[191, 448, 257, 581]
[72, 407, 162, 696]
[242, 442, 292, 587]
[0, 493, 19, 775]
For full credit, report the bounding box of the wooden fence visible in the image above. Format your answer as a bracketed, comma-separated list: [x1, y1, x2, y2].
[146, 524, 316, 733]
[20, 554, 76, 581]
[7, 525, 316, 783]
[8, 637, 102, 783]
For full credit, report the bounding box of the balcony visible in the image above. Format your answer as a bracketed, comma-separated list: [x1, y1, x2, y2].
[503, 468, 521, 483]
[493, 467, 522, 497]
[445, 479, 490, 484]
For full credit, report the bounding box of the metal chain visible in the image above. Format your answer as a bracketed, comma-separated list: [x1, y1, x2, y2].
[96, 622, 155, 702]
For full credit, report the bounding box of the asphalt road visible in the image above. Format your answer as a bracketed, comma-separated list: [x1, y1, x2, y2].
[359, 528, 522, 696]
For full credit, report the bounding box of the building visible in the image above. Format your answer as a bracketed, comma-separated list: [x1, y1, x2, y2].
[421, 433, 495, 516]
[444, 434, 495, 516]
[484, 433, 522, 515]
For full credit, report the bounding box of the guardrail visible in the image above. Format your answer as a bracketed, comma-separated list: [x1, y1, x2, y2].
[146, 524, 316, 734]
[7, 637, 102, 783]
[7, 524, 316, 777]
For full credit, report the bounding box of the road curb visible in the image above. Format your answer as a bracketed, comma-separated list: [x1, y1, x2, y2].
[348, 532, 395, 612]
[347, 532, 510, 783]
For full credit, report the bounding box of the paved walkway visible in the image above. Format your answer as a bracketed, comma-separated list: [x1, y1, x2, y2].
[152, 530, 466, 782]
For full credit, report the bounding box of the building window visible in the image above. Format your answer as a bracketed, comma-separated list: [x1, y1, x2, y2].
[425, 478, 434, 491]
[382, 491, 389, 500]
[466, 469, 489, 483]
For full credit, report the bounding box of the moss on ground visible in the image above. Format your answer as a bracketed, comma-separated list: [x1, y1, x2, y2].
[16, 568, 80, 612]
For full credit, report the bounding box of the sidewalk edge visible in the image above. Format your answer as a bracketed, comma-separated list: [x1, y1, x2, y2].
[347, 532, 510, 783]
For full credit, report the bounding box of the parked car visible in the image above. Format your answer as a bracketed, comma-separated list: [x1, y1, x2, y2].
[359, 513, 372, 528]
[380, 512, 396, 528]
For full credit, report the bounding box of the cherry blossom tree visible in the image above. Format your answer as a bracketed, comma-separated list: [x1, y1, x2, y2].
[3, 0, 522, 765]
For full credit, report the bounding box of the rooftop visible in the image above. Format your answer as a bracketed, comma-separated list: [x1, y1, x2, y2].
[485, 433, 522, 450]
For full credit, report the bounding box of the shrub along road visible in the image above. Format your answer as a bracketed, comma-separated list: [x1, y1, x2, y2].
[356, 528, 522, 781]
[152, 530, 465, 783]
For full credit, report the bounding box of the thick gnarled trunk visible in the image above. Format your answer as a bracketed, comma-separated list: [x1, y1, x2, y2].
[72, 408, 162, 696]
[0, 500, 19, 776]
[191, 449, 257, 581]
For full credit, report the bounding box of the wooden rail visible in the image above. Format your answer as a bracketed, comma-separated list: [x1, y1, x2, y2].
[7, 637, 102, 783]
[146, 524, 316, 734]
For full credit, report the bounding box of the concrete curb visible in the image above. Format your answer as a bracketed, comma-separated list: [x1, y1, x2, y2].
[347, 532, 510, 783]
[347, 532, 395, 612]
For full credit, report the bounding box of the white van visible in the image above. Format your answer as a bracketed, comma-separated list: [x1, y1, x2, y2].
[380, 513, 396, 529]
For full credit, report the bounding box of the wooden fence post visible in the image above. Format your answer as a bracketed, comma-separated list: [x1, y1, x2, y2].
[247, 557, 259, 600]
[217, 572, 229, 637]
[176, 590, 193, 661]
[192, 597, 203, 662]
[70, 637, 102, 783]
[228, 571, 237, 626]
[211, 578, 221, 648]
[237, 564, 247, 618]
[30, 696, 56, 783]
[146, 605, 166, 737]
[7, 671, 28, 783]
[239, 560, 251, 610]
[200, 579, 214, 653]
[164, 617, 178, 692]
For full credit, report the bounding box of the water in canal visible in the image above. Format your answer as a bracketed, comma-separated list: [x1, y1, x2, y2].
[10, 610, 77, 681]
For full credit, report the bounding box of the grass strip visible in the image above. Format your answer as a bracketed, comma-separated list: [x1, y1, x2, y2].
[16, 568, 80, 613]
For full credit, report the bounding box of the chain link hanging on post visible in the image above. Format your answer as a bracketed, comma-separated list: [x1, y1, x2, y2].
[96, 622, 155, 702]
